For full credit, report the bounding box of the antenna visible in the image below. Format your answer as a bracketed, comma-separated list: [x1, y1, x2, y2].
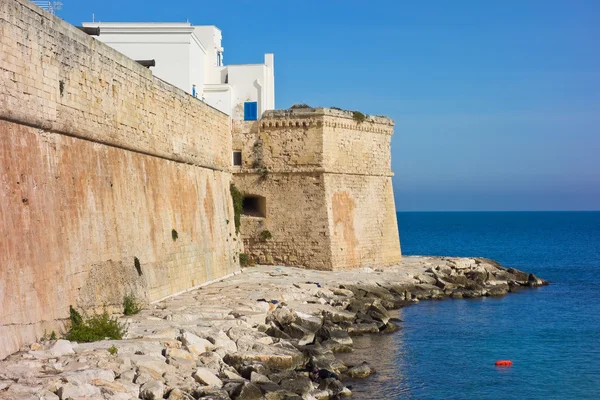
[92, 13, 95, 23]
[32, 1, 63, 15]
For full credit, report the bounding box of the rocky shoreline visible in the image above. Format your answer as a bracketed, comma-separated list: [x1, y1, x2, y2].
[0, 256, 548, 400]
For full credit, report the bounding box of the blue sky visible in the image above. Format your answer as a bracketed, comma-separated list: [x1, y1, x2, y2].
[60, 0, 600, 211]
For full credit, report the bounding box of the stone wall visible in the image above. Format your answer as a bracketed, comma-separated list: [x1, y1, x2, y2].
[233, 108, 402, 270]
[234, 173, 332, 269]
[0, 0, 239, 359]
[325, 174, 401, 269]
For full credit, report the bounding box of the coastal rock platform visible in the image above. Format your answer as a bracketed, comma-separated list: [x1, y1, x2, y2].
[0, 256, 547, 399]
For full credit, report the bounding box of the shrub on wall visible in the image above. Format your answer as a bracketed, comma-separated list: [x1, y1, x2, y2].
[239, 253, 251, 266]
[66, 306, 126, 343]
[230, 184, 243, 234]
[259, 230, 272, 241]
[352, 111, 366, 124]
[123, 293, 142, 316]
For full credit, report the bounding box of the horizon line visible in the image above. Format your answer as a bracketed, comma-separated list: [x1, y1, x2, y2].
[395, 210, 600, 213]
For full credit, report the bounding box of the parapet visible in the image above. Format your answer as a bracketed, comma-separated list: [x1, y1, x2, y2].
[260, 107, 395, 135]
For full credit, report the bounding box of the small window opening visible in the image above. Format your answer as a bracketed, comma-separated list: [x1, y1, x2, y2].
[233, 151, 242, 166]
[242, 195, 266, 218]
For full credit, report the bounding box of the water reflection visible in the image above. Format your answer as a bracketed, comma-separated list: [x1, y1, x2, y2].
[339, 308, 424, 399]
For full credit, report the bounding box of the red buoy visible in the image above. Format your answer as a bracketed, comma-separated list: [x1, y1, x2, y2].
[495, 360, 513, 366]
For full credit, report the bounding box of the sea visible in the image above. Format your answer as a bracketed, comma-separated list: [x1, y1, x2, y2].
[341, 211, 600, 400]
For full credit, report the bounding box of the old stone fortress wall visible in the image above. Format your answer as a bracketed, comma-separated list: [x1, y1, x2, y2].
[0, 0, 400, 359]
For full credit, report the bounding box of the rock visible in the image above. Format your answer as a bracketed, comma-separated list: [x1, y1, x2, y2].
[49, 340, 75, 357]
[346, 323, 379, 336]
[93, 379, 140, 398]
[435, 277, 458, 291]
[57, 382, 102, 399]
[181, 332, 214, 356]
[39, 391, 60, 400]
[167, 356, 197, 370]
[293, 311, 323, 332]
[223, 346, 306, 370]
[321, 308, 356, 324]
[143, 328, 179, 340]
[268, 306, 296, 326]
[283, 323, 316, 345]
[222, 369, 246, 381]
[166, 347, 194, 361]
[280, 376, 314, 395]
[367, 300, 390, 324]
[130, 354, 168, 378]
[346, 362, 374, 379]
[193, 367, 224, 388]
[250, 371, 272, 384]
[528, 273, 546, 287]
[486, 283, 509, 296]
[61, 368, 115, 383]
[321, 340, 352, 353]
[232, 382, 263, 400]
[415, 274, 437, 285]
[167, 388, 194, 400]
[381, 321, 399, 334]
[318, 378, 345, 397]
[507, 268, 529, 282]
[118, 370, 137, 382]
[140, 380, 165, 400]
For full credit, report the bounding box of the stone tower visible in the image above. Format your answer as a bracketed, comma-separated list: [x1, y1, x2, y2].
[232, 107, 402, 270]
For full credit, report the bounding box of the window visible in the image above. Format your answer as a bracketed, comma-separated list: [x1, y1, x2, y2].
[232, 151, 242, 166]
[244, 102, 258, 121]
[242, 195, 266, 218]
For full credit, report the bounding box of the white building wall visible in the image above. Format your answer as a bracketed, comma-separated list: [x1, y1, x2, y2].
[82, 23, 205, 96]
[194, 26, 223, 84]
[203, 85, 233, 115]
[81, 23, 274, 119]
[189, 34, 206, 96]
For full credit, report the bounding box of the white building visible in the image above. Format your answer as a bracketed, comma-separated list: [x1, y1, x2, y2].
[82, 22, 274, 121]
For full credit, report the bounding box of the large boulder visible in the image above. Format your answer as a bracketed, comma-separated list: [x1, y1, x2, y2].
[193, 367, 223, 388]
[346, 362, 375, 379]
[57, 382, 102, 399]
[140, 380, 165, 400]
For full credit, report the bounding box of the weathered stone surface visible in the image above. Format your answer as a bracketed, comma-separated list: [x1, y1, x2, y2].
[57, 382, 102, 399]
[0, 0, 240, 360]
[193, 367, 224, 388]
[62, 369, 115, 384]
[165, 348, 194, 361]
[140, 380, 165, 400]
[232, 382, 263, 400]
[346, 362, 375, 379]
[0, 256, 546, 400]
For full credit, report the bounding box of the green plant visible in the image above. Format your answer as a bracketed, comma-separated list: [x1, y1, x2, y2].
[258, 166, 269, 181]
[134, 257, 142, 276]
[352, 111, 366, 124]
[252, 160, 261, 169]
[108, 345, 118, 355]
[290, 103, 311, 109]
[230, 184, 243, 234]
[66, 306, 126, 343]
[330, 106, 342, 110]
[50, 331, 57, 340]
[259, 230, 272, 241]
[69, 305, 83, 327]
[123, 293, 142, 316]
[239, 253, 251, 267]
[171, 229, 178, 241]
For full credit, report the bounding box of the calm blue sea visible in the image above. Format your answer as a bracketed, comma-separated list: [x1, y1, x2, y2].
[343, 212, 600, 400]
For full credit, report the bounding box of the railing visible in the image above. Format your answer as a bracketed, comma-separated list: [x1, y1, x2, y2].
[31, 1, 62, 15]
